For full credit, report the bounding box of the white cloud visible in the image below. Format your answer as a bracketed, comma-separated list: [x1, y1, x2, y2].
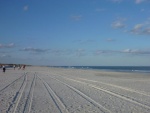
[49, 48, 87, 57]
[21, 47, 49, 54]
[111, 18, 126, 29]
[145, 17, 150, 25]
[122, 49, 150, 54]
[94, 49, 150, 55]
[130, 24, 143, 34]
[75, 49, 86, 57]
[71, 15, 82, 21]
[140, 9, 145, 12]
[94, 50, 107, 55]
[135, 24, 144, 29]
[135, 0, 146, 4]
[0, 54, 11, 58]
[51, 49, 72, 56]
[129, 17, 150, 35]
[142, 27, 150, 34]
[0, 43, 15, 49]
[112, 17, 150, 35]
[23, 5, 29, 11]
[106, 38, 116, 42]
[111, 0, 123, 3]
[73, 39, 95, 45]
[122, 49, 132, 53]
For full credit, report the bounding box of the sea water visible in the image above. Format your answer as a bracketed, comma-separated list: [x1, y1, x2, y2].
[50, 66, 150, 73]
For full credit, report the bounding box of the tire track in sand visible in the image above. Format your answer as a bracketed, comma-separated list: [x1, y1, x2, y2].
[12, 73, 27, 113]
[78, 78, 150, 97]
[0, 73, 26, 93]
[48, 75, 111, 113]
[4, 73, 27, 113]
[12, 73, 36, 113]
[37, 75, 69, 113]
[54, 73, 150, 111]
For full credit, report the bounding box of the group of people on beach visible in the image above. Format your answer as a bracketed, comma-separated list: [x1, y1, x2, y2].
[16, 65, 26, 70]
[1, 64, 26, 73]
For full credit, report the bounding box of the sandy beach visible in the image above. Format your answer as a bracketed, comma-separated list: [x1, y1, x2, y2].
[0, 66, 150, 113]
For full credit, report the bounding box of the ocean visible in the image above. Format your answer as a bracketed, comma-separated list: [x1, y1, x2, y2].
[50, 66, 150, 73]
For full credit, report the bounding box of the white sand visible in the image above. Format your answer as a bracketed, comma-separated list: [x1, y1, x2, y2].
[0, 66, 150, 113]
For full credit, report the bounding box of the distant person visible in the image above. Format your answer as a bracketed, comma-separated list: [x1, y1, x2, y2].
[18, 65, 21, 70]
[22, 65, 26, 70]
[3, 65, 6, 73]
[13, 65, 16, 70]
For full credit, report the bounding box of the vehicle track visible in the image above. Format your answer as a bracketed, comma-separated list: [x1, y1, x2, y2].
[27, 74, 36, 113]
[56, 72, 150, 106]
[78, 78, 150, 97]
[47, 75, 111, 113]
[14, 73, 36, 113]
[77, 77, 150, 106]
[37, 75, 69, 113]
[12, 73, 27, 113]
[55, 72, 150, 97]
[0, 72, 26, 93]
[54, 73, 150, 111]
[4, 73, 27, 113]
[2, 70, 149, 113]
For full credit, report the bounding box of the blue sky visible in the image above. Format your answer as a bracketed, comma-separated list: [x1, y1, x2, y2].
[0, 0, 150, 66]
